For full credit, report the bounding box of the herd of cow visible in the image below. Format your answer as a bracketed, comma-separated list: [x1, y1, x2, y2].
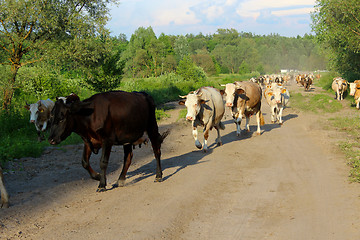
[0, 73, 355, 208]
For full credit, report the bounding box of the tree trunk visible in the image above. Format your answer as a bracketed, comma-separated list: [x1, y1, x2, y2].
[2, 65, 20, 111]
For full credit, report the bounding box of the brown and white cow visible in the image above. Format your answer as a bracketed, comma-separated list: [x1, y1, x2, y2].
[222, 81, 264, 136]
[332, 77, 348, 100]
[25, 99, 55, 141]
[264, 84, 290, 125]
[0, 166, 9, 208]
[48, 91, 168, 191]
[349, 80, 360, 109]
[179, 87, 225, 152]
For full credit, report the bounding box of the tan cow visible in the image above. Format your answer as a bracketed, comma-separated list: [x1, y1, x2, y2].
[349, 80, 360, 109]
[222, 81, 264, 136]
[0, 166, 9, 208]
[179, 87, 225, 152]
[332, 77, 348, 100]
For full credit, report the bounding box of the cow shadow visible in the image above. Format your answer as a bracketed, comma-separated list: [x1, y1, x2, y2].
[124, 150, 210, 185]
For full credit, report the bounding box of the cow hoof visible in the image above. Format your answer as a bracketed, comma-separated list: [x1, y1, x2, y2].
[279, 122, 283, 125]
[1, 202, 9, 208]
[256, 132, 261, 135]
[217, 142, 222, 146]
[96, 187, 107, 192]
[113, 180, 125, 188]
[271, 121, 276, 124]
[154, 177, 163, 183]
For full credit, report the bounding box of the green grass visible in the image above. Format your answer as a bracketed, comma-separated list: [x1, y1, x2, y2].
[338, 141, 360, 182]
[290, 92, 342, 113]
[326, 115, 360, 182]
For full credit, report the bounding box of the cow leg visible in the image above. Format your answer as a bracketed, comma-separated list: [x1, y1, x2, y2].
[202, 126, 211, 152]
[114, 144, 133, 187]
[148, 135, 163, 182]
[271, 106, 277, 123]
[245, 116, 250, 132]
[356, 99, 360, 109]
[36, 130, 44, 142]
[278, 107, 284, 125]
[214, 125, 222, 146]
[81, 144, 100, 180]
[97, 143, 112, 192]
[192, 126, 202, 149]
[255, 111, 261, 135]
[0, 167, 9, 208]
[234, 120, 242, 136]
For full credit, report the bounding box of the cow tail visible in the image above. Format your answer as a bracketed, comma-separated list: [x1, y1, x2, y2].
[260, 112, 265, 126]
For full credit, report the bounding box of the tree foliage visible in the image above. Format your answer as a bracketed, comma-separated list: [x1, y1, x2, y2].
[312, 0, 360, 80]
[0, 0, 116, 110]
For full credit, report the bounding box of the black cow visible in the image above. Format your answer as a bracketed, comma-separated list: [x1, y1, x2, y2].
[48, 91, 168, 191]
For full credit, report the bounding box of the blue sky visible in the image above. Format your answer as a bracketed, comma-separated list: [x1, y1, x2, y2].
[106, 0, 316, 39]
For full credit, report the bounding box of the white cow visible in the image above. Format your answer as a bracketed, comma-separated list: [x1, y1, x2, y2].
[264, 84, 290, 125]
[332, 77, 348, 100]
[25, 99, 55, 141]
[222, 81, 264, 136]
[179, 87, 225, 152]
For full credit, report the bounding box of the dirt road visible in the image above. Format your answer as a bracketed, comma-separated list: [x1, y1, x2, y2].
[1, 82, 360, 239]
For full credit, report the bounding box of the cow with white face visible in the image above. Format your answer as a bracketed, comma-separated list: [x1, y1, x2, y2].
[179, 87, 225, 152]
[222, 81, 264, 136]
[264, 84, 290, 125]
[25, 99, 55, 141]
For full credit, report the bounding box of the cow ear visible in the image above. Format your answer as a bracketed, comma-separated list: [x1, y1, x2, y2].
[219, 90, 225, 96]
[281, 89, 287, 94]
[199, 99, 207, 105]
[267, 92, 273, 96]
[236, 88, 245, 95]
[24, 105, 30, 110]
[38, 105, 45, 112]
[70, 102, 94, 116]
[178, 100, 185, 105]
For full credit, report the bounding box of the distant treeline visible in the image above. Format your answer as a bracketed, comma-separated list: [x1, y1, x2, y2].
[118, 27, 327, 79]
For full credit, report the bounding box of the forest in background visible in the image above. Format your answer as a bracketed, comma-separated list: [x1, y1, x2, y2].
[0, 27, 328, 111]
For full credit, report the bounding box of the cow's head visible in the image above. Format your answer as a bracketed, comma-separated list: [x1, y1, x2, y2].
[48, 99, 93, 145]
[268, 87, 287, 104]
[222, 83, 237, 107]
[179, 91, 205, 121]
[25, 102, 42, 123]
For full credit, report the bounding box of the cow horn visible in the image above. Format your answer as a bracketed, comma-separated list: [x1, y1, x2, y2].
[220, 84, 226, 87]
[179, 95, 187, 99]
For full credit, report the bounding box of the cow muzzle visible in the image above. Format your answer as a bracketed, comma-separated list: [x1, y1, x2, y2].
[226, 102, 233, 107]
[186, 116, 194, 121]
[30, 120, 35, 123]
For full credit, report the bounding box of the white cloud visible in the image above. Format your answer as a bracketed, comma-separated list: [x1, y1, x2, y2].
[152, 5, 201, 26]
[272, 8, 314, 17]
[203, 5, 225, 20]
[236, 0, 316, 18]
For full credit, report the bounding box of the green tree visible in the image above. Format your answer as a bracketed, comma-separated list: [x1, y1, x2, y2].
[177, 55, 206, 82]
[120, 26, 163, 78]
[312, 0, 360, 79]
[0, 0, 116, 110]
[174, 35, 190, 62]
